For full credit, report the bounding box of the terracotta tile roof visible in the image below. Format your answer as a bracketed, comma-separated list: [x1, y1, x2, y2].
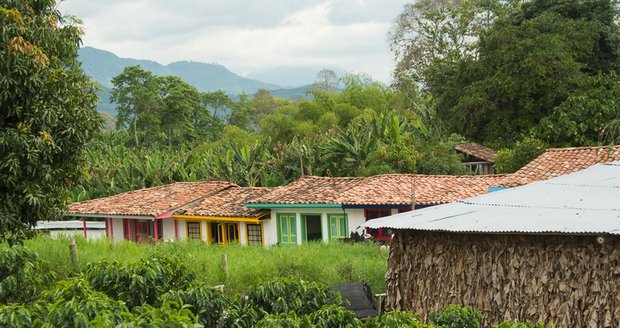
[455, 143, 498, 162]
[249, 174, 506, 206]
[67, 181, 235, 218]
[177, 187, 272, 218]
[499, 145, 620, 187]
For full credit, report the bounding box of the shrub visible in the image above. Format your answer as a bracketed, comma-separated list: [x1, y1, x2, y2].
[216, 297, 261, 328]
[118, 300, 200, 328]
[36, 277, 128, 327]
[256, 313, 302, 328]
[429, 305, 482, 328]
[0, 304, 35, 328]
[247, 279, 342, 315]
[0, 245, 54, 303]
[161, 285, 228, 327]
[304, 304, 361, 328]
[84, 254, 195, 308]
[365, 311, 431, 328]
[494, 137, 546, 173]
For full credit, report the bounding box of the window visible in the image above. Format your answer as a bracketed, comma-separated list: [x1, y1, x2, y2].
[226, 223, 239, 244]
[277, 213, 297, 245]
[365, 209, 392, 241]
[247, 224, 263, 246]
[328, 214, 348, 240]
[186, 222, 201, 240]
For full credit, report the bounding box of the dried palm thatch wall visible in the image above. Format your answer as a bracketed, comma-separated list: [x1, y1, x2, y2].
[385, 231, 620, 327]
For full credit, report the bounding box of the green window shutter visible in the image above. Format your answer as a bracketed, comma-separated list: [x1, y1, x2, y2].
[301, 216, 307, 243]
[277, 216, 281, 244]
[328, 215, 336, 241]
[289, 216, 297, 244]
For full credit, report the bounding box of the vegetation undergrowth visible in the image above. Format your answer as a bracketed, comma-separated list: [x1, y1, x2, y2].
[21, 236, 388, 296]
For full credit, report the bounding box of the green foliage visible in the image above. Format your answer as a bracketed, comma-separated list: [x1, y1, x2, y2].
[538, 72, 620, 146]
[392, 0, 620, 146]
[494, 137, 546, 174]
[0, 304, 35, 328]
[255, 313, 302, 328]
[365, 311, 430, 328]
[246, 278, 342, 316]
[25, 237, 388, 296]
[111, 66, 212, 148]
[83, 255, 195, 308]
[161, 285, 228, 327]
[0, 246, 53, 304]
[0, 0, 100, 240]
[303, 304, 361, 328]
[37, 277, 128, 327]
[428, 305, 482, 328]
[119, 300, 200, 328]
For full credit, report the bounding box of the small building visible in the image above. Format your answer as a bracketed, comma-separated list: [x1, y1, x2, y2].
[173, 187, 272, 246]
[35, 220, 106, 240]
[499, 145, 620, 187]
[364, 162, 620, 327]
[65, 181, 235, 242]
[248, 174, 505, 245]
[454, 143, 497, 175]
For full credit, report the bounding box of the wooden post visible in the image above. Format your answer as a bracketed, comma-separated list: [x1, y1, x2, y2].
[82, 218, 87, 239]
[174, 219, 179, 240]
[153, 218, 159, 243]
[69, 239, 78, 265]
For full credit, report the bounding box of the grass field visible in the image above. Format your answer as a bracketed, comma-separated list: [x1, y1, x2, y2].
[21, 236, 389, 295]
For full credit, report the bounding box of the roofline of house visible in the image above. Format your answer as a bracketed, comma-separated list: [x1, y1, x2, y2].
[64, 213, 154, 220]
[391, 229, 618, 237]
[341, 204, 412, 209]
[246, 203, 342, 209]
[173, 214, 265, 224]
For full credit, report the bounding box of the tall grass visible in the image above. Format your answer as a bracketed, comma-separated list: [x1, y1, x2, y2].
[20, 236, 388, 295]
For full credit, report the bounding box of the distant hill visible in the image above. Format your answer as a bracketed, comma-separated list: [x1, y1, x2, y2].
[78, 47, 279, 94]
[79, 47, 340, 116]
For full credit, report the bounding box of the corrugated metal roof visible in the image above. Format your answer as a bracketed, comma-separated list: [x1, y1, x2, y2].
[364, 161, 620, 235]
[35, 221, 106, 230]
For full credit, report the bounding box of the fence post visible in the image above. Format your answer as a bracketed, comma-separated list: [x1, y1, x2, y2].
[69, 239, 78, 265]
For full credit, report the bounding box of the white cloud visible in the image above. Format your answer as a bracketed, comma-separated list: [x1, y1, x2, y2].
[58, 0, 410, 83]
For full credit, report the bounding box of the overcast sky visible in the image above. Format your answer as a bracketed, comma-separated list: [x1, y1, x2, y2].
[57, 0, 410, 83]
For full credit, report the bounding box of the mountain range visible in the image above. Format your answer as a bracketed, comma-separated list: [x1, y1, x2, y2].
[78, 47, 337, 116]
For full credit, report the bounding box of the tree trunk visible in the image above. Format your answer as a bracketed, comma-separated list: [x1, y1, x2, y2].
[133, 116, 139, 147]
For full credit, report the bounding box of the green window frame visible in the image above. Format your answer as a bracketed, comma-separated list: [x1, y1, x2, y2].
[276, 213, 297, 245]
[327, 213, 348, 241]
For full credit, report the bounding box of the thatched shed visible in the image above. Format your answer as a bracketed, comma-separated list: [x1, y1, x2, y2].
[365, 162, 620, 327]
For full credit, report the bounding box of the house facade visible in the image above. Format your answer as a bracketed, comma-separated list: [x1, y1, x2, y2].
[172, 186, 271, 246]
[248, 174, 505, 246]
[66, 181, 235, 242]
[64, 173, 504, 246]
[364, 162, 620, 326]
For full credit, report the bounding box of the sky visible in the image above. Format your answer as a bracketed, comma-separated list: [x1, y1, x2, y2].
[57, 0, 411, 84]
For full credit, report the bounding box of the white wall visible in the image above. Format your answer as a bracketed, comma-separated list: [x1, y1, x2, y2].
[263, 208, 368, 246]
[161, 217, 176, 240]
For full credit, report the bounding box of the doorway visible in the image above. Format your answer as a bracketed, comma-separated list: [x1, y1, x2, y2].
[302, 214, 322, 242]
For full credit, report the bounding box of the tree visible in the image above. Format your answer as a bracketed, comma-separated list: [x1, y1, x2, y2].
[415, 0, 620, 146]
[389, 0, 499, 87]
[111, 66, 161, 147]
[157, 76, 203, 146]
[315, 69, 339, 92]
[0, 0, 100, 240]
